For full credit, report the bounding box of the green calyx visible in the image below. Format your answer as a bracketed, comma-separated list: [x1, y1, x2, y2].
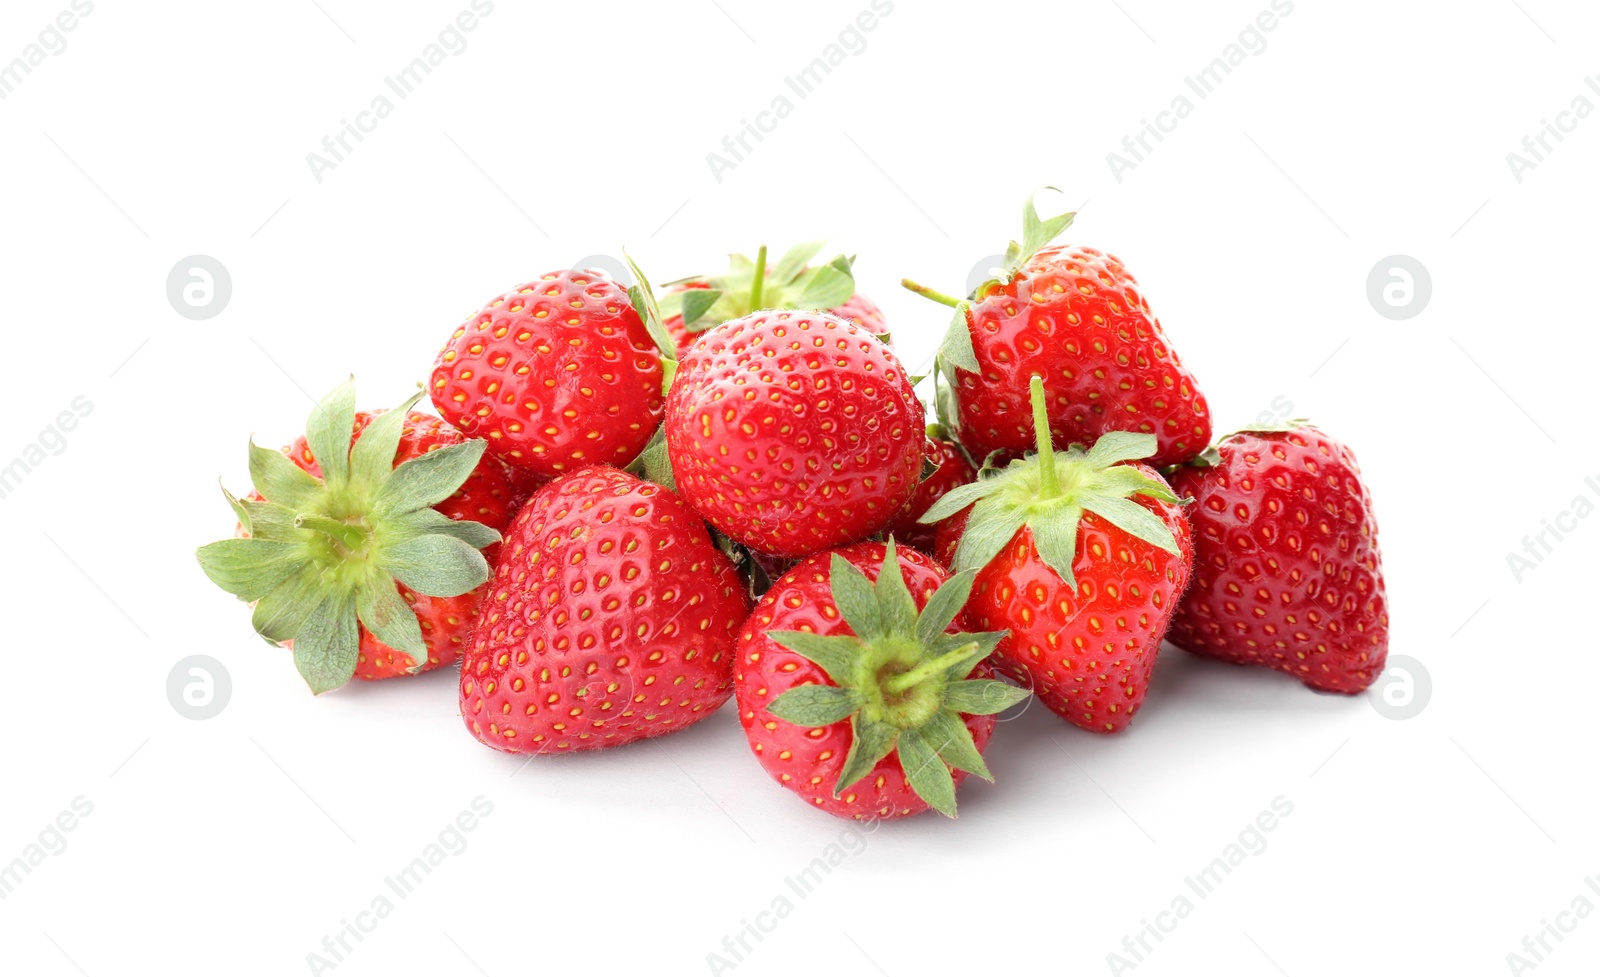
[623, 250, 680, 395]
[919, 375, 1183, 589]
[764, 542, 1026, 818]
[903, 189, 1076, 394]
[657, 240, 859, 334]
[195, 378, 501, 694]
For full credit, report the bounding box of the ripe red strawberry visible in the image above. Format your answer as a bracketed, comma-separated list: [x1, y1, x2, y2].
[659, 242, 885, 352]
[1164, 424, 1388, 693]
[736, 541, 1026, 819]
[430, 268, 668, 481]
[906, 193, 1210, 467]
[664, 309, 925, 559]
[199, 381, 508, 693]
[925, 376, 1193, 733]
[459, 466, 750, 754]
[884, 432, 977, 555]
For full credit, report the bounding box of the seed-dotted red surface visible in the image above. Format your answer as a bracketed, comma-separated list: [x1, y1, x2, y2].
[1166, 428, 1389, 693]
[430, 269, 665, 480]
[666, 311, 924, 558]
[460, 466, 749, 754]
[954, 245, 1210, 467]
[937, 465, 1193, 734]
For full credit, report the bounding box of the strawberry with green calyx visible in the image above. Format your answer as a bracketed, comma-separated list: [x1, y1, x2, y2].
[903, 191, 1211, 468]
[922, 376, 1193, 733]
[736, 541, 1027, 819]
[658, 241, 878, 351]
[1164, 423, 1388, 694]
[197, 380, 505, 694]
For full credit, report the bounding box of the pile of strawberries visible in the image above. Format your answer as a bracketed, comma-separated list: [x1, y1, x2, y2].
[199, 194, 1389, 821]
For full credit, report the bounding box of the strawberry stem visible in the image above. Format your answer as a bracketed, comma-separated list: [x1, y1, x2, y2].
[883, 641, 980, 695]
[900, 278, 962, 308]
[295, 513, 368, 550]
[749, 244, 767, 311]
[1030, 374, 1059, 499]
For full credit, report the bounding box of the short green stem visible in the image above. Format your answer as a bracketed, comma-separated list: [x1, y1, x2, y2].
[900, 278, 962, 308]
[1030, 375, 1059, 499]
[884, 641, 980, 695]
[749, 244, 768, 311]
[296, 513, 368, 550]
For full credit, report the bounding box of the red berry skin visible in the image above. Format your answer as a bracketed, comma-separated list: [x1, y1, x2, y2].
[884, 437, 977, 556]
[664, 282, 890, 353]
[459, 466, 750, 754]
[283, 411, 516, 680]
[430, 269, 665, 481]
[954, 245, 1210, 468]
[735, 543, 996, 820]
[1165, 427, 1388, 693]
[665, 311, 924, 559]
[936, 465, 1193, 733]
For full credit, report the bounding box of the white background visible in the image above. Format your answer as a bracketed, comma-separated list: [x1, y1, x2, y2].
[1, 0, 1595, 974]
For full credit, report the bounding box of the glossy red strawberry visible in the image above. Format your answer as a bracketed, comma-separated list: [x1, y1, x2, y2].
[460, 466, 750, 754]
[660, 242, 884, 352]
[430, 268, 667, 481]
[278, 407, 515, 679]
[664, 309, 924, 558]
[199, 381, 507, 693]
[736, 541, 1026, 819]
[1165, 424, 1388, 693]
[907, 193, 1210, 467]
[885, 433, 977, 555]
[926, 377, 1193, 733]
